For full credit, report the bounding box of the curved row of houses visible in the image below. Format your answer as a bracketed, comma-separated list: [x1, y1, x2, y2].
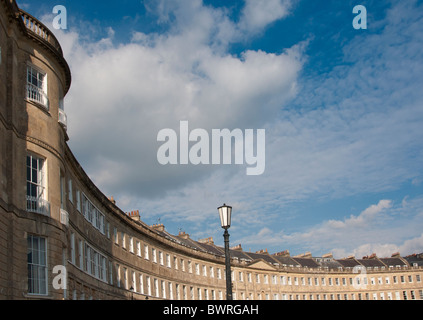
[0, 0, 422, 300]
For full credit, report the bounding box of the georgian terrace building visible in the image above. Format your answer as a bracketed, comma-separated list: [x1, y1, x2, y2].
[1, 0, 422, 301]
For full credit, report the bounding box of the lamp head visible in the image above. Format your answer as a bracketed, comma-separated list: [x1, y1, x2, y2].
[218, 204, 232, 229]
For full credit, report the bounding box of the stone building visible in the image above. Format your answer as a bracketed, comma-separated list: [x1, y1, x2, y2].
[1, 0, 422, 300]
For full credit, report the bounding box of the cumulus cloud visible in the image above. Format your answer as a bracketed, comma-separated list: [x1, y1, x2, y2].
[144, 0, 293, 45]
[238, 0, 293, 35]
[399, 234, 423, 256]
[47, 0, 302, 201]
[138, 0, 423, 255]
[41, 0, 423, 256]
[236, 199, 423, 258]
[328, 200, 392, 229]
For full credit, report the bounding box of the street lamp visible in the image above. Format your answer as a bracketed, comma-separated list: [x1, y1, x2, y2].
[130, 286, 134, 300]
[218, 203, 233, 300]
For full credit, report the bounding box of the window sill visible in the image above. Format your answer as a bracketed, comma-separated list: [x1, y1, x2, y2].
[23, 293, 54, 300]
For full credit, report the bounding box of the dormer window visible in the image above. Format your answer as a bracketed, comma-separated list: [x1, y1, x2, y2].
[26, 65, 48, 109]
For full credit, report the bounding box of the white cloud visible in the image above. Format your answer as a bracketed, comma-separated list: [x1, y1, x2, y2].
[399, 234, 423, 256]
[140, 1, 422, 257]
[328, 200, 392, 229]
[333, 243, 400, 260]
[235, 199, 423, 258]
[143, 0, 293, 46]
[43, 0, 423, 256]
[333, 233, 423, 259]
[238, 0, 292, 35]
[50, 0, 302, 200]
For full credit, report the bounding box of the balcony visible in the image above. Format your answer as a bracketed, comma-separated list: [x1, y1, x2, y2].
[60, 208, 69, 227]
[26, 196, 50, 216]
[19, 10, 63, 55]
[58, 108, 68, 130]
[26, 83, 49, 109]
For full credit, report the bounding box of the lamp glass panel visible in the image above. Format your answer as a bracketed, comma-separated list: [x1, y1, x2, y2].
[218, 205, 232, 228]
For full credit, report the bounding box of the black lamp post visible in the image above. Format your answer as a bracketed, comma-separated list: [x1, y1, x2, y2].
[218, 203, 233, 300]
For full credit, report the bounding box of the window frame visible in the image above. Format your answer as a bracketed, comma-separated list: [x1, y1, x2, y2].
[27, 235, 48, 296]
[26, 153, 49, 216]
[26, 64, 48, 109]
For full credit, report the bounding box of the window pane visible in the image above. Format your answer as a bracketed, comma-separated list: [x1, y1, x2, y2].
[27, 237, 32, 263]
[27, 236, 47, 295]
[32, 237, 39, 263]
[32, 157, 37, 170]
[39, 242, 46, 265]
[39, 268, 47, 294]
[32, 74, 37, 86]
[31, 168, 37, 183]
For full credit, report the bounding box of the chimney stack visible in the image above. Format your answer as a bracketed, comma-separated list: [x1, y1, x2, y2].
[152, 223, 165, 232]
[198, 237, 214, 245]
[230, 244, 243, 251]
[178, 231, 190, 239]
[273, 250, 290, 257]
[126, 210, 140, 221]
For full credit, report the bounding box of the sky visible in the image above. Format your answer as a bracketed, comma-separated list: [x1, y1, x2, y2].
[18, 0, 423, 258]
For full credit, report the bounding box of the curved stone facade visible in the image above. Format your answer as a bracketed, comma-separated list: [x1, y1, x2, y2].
[1, 0, 422, 301]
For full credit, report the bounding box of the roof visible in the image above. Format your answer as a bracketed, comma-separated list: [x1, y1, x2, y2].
[196, 242, 225, 256]
[271, 255, 301, 267]
[292, 257, 320, 268]
[356, 259, 386, 268]
[404, 253, 423, 267]
[317, 259, 343, 270]
[145, 224, 416, 271]
[243, 252, 279, 265]
[379, 257, 407, 267]
[336, 258, 361, 268]
[229, 249, 253, 262]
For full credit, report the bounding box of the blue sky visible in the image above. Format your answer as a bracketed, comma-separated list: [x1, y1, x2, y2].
[18, 0, 423, 258]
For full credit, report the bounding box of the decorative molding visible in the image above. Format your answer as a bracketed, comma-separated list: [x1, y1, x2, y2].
[26, 135, 64, 164]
